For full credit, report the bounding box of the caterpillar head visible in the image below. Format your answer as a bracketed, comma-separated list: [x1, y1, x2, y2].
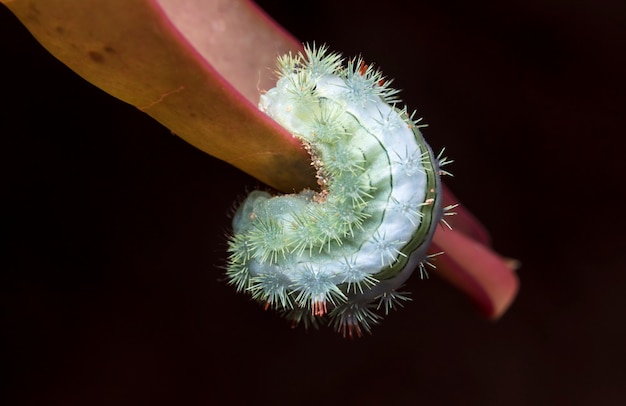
[226, 44, 443, 338]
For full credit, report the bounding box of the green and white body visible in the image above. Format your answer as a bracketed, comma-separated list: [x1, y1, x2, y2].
[226, 46, 442, 337]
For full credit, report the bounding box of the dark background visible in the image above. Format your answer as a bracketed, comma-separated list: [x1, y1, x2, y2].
[2, 0, 625, 404]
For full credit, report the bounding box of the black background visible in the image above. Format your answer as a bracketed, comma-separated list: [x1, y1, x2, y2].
[2, 1, 625, 404]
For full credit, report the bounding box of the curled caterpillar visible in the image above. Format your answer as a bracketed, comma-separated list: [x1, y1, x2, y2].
[226, 45, 443, 338]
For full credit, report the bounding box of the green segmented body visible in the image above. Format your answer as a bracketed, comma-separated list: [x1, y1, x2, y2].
[226, 45, 442, 337]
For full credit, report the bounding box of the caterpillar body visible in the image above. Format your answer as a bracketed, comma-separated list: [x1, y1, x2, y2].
[226, 45, 443, 338]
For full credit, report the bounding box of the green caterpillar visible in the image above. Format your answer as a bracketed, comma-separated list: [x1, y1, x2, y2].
[226, 45, 444, 338]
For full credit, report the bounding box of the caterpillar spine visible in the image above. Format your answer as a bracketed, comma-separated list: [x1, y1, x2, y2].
[226, 44, 444, 337]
